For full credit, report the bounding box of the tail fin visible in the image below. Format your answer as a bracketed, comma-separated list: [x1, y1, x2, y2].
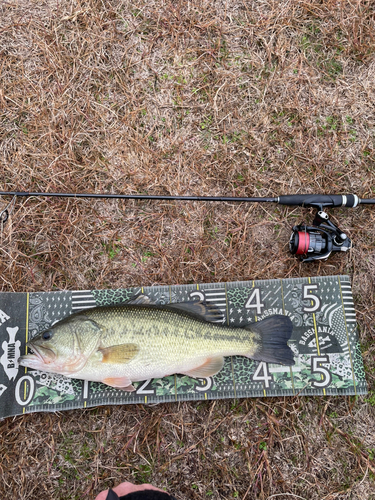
[247, 315, 295, 366]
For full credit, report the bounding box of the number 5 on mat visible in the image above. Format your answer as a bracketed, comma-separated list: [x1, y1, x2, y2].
[311, 355, 331, 388]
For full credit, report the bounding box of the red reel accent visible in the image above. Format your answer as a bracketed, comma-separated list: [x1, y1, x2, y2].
[296, 231, 310, 255]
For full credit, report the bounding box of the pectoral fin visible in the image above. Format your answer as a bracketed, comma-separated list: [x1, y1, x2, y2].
[102, 376, 136, 391]
[98, 343, 139, 364]
[182, 356, 224, 378]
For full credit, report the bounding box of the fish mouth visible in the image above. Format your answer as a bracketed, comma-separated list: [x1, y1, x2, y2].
[18, 343, 56, 368]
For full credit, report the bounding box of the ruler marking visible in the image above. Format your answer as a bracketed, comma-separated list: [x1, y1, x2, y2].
[229, 357, 237, 400]
[308, 277, 326, 396]
[280, 279, 295, 395]
[338, 277, 357, 395]
[23, 293, 30, 413]
[83, 380, 89, 400]
[225, 282, 229, 326]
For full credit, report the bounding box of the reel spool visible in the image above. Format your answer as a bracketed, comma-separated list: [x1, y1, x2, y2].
[289, 211, 352, 263]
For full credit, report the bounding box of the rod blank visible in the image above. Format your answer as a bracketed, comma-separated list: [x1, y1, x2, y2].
[0, 191, 278, 203]
[0, 191, 374, 206]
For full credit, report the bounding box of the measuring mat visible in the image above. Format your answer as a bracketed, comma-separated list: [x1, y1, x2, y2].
[0, 275, 367, 418]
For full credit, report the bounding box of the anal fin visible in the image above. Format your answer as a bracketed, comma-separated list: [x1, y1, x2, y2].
[182, 356, 224, 378]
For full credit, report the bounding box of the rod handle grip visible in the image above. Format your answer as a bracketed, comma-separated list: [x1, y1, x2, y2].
[277, 194, 359, 208]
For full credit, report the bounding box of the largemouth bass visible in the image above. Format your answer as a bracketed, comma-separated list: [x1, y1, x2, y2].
[18, 297, 294, 390]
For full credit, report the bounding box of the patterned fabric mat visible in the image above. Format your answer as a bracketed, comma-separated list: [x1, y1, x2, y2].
[0, 275, 366, 418]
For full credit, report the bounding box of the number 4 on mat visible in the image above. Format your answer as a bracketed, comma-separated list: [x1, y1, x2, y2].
[252, 362, 273, 388]
[245, 288, 264, 315]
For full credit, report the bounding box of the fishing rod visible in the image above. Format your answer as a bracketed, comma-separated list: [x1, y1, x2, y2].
[1, 191, 374, 262]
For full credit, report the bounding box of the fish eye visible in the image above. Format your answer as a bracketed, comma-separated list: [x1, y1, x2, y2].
[42, 331, 53, 340]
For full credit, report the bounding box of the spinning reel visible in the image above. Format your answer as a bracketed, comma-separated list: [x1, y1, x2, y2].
[289, 210, 351, 263]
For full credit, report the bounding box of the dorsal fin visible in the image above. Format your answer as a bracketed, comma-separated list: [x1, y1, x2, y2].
[165, 301, 224, 323]
[126, 294, 152, 305]
[125, 294, 224, 324]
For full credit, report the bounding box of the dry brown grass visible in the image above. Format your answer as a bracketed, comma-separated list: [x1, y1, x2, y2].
[1, 0, 375, 498]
